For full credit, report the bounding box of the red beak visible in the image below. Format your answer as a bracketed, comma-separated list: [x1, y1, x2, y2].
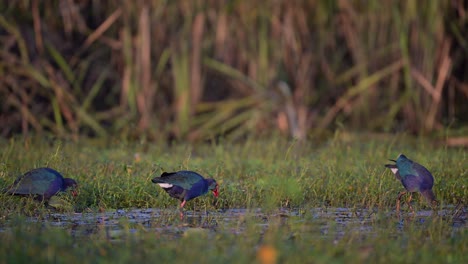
[212, 185, 219, 198]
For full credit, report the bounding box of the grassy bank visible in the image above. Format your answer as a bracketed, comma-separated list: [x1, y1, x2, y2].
[0, 134, 466, 212]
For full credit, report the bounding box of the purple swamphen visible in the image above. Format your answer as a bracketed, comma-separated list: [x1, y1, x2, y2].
[4, 167, 78, 201]
[151, 170, 219, 218]
[385, 154, 437, 215]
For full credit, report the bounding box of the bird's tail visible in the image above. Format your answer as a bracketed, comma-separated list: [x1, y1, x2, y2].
[421, 189, 437, 207]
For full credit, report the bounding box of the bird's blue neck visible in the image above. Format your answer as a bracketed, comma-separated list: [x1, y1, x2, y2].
[396, 160, 413, 176]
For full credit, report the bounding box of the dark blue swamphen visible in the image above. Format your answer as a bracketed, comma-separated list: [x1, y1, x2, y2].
[152, 170, 219, 218]
[4, 167, 78, 201]
[385, 154, 437, 215]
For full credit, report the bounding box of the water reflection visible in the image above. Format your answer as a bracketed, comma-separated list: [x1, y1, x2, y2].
[6, 206, 466, 241]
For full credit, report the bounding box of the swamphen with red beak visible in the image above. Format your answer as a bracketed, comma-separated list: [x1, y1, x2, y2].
[385, 154, 437, 215]
[151, 170, 219, 218]
[4, 167, 78, 201]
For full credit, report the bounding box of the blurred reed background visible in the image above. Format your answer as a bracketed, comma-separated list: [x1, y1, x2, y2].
[0, 0, 467, 142]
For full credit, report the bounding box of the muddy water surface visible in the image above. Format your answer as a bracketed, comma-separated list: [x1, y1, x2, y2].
[21, 206, 466, 241]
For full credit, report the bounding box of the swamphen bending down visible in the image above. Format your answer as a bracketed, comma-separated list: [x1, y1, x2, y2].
[4, 167, 78, 201]
[151, 170, 219, 218]
[385, 154, 437, 215]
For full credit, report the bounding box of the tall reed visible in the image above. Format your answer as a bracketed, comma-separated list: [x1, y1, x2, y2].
[0, 1, 465, 140]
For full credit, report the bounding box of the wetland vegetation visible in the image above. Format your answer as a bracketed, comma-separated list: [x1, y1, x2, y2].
[1, 0, 467, 263]
[0, 135, 466, 263]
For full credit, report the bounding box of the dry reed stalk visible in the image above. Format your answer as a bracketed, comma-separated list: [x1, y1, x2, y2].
[318, 60, 404, 130]
[45, 65, 78, 137]
[83, 8, 122, 50]
[425, 38, 452, 131]
[190, 13, 205, 116]
[136, 5, 152, 131]
[32, 0, 43, 54]
[446, 137, 468, 147]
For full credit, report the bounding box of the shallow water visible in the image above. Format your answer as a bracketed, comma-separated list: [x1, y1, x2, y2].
[12, 205, 465, 241]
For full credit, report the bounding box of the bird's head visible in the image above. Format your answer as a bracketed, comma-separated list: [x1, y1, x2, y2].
[207, 179, 219, 198]
[396, 154, 408, 162]
[387, 154, 412, 172]
[395, 154, 412, 168]
[64, 178, 79, 197]
[387, 154, 409, 164]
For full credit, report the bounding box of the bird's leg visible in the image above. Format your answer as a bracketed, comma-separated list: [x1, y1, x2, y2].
[179, 210, 184, 220]
[406, 194, 415, 215]
[179, 200, 186, 220]
[431, 200, 439, 216]
[396, 191, 407, 216]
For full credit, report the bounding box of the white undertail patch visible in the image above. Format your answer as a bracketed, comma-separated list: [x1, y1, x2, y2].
[390, 168, 399, 174]
[158, 183, 173, 188]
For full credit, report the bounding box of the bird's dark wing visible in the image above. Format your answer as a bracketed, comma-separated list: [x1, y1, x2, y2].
[412, 163, 434, 190]
[162, 185, 186, 201]
[401, 174, 423, 192]
[154, 171, 204, 190]
[7, 169, 61, 195]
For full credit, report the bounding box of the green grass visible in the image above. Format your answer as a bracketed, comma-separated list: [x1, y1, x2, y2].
[0, 134, 466, 263]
